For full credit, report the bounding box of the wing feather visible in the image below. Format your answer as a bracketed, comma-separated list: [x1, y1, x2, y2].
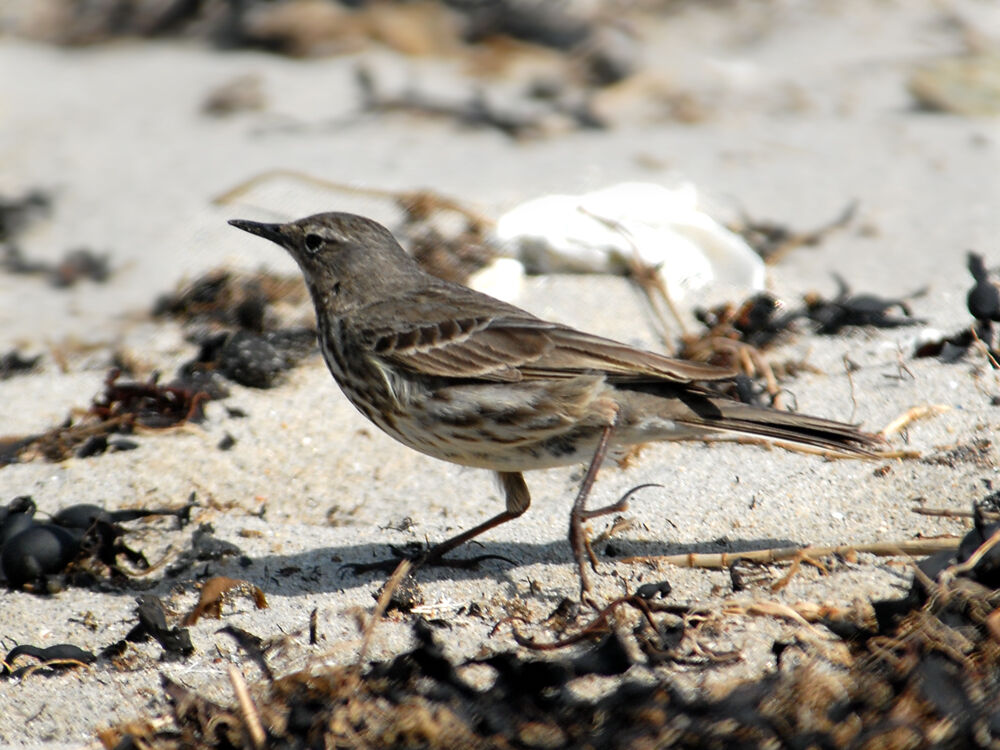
[359, 283, 735, 385]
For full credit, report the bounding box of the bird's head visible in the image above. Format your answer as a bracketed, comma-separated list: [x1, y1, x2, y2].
[229, 212, 421, 314]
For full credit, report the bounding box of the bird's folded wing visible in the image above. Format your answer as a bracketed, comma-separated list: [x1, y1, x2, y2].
[364, 306, 734, 385]
[521, 325, 736, 383]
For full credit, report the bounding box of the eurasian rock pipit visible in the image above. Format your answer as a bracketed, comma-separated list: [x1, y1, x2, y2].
[230, 212, 879, 593]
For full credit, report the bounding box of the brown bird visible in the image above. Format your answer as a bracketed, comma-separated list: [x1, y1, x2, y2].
[230, 212, 879, 593]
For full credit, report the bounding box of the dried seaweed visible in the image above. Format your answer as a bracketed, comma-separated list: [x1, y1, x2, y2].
[0, 370, 211, 466]
[153, 268, 307, 329]
[1, 496, 193, 591]
[0, 350, 42, 379]
[155, 268, 317, 389]
[1, 245, 112, 286]
[731, 201, 857, 265]
[182, 576, 268, 626]
[105, 521, 1000, 749]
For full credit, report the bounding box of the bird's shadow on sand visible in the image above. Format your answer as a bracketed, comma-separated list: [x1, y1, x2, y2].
[190, 535, 806, 597]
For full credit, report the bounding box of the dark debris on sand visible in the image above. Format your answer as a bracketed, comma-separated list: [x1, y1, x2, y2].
[800, 274, 924, 335]
[1, 245, 112, 287]
[12, 1, 636, 139]
[152, 268, 308, 329]
[0, 370, 211, 467]
[0, 495, 194, 592]
[12, 0, 637, 82]
[0, 189, 51, 242]
[677, 276, 922, 409]
[155, 268, 317, 389]
[0, 349, 42, 379]
[2, 596, 196, 680]
[103, 517, 1000, 750]
[916, 252, 1000, 366]
[0, 268, 320, 468]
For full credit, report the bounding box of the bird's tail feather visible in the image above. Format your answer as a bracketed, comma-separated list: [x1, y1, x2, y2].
[684, 398, 881, 455]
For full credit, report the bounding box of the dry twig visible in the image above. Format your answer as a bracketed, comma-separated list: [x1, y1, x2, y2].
[228, 665, 266, 750]
[880, 404, 950, 438]
[212, 170, 493, 230]
[622, 538, 961, 570]
[358, 559, 411, 664]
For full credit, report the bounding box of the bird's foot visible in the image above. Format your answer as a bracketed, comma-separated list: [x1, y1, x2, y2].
[570, 483, 662, 599]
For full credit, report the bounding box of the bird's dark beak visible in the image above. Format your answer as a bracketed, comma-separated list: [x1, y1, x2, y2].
[228, 219, 289, 247]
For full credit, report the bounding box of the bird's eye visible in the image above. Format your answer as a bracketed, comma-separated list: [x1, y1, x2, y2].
[304, 233, 323, 253]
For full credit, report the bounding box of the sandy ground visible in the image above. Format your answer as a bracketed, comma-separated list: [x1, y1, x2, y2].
[2, 0, 1000, 745]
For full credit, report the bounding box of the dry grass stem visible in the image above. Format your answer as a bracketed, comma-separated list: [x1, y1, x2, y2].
[623, 537, 961, 570]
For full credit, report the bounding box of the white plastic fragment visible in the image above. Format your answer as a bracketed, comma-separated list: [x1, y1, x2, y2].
[493, 182, 765, 301]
